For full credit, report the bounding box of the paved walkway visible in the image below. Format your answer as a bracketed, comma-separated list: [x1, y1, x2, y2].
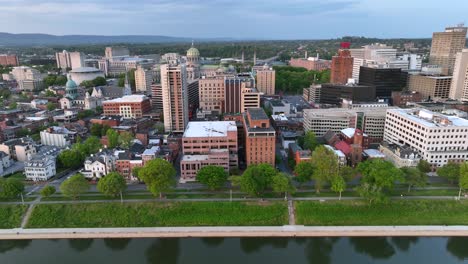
[3, 226, 468, 239]
[287, 200, 295, 225]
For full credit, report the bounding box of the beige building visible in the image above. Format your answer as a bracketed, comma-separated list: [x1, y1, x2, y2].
[134, 66, 153, 94]
[241, 87, 261, 112]
[55, 50, 84, 70]
[408, 74, 452, 100]
[450, 49, 468, 101]
[303, 85, 321, 103]
[256, 65, 275, 95]
[199, 76, 225, 113]
[429, 25, 467, 75]
[161, 64, 189, 133]
[180, 121, 238, 182]
[105, 47, 130, 60]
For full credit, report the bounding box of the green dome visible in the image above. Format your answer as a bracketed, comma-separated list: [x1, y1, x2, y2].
[187, 47, 200, 57]
[66, 75, 77, 89]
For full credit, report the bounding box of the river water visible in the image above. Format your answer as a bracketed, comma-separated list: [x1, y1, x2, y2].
[0, 237, 467, 263]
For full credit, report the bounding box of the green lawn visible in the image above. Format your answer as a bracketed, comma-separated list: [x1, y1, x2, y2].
[26, 201, 288, 228]
[0, 205, 27, 228]
[296, 200, 468, 226]
[4, 172, 25, 180]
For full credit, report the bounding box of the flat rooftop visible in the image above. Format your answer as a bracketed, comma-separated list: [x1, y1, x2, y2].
[389, 108, 468, 128]
[103, 95, 148, 103]
[183, 121, 237, 138]
[247, 108, 269, 120]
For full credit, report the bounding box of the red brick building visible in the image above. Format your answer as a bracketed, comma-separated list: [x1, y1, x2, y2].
[289, 57, 331, 71]
[0, 54, 19, 66]
[243, 108, 276, 166]
[103, 95, 151, 119]
[331, 43, 354, 84]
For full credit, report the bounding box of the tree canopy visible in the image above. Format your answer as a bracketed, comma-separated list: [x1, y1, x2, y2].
[97, 172, 127, 197]
[0, 178, 24, 199]
[303, 131, 319, 152]
[40, 185, 56, 197]
[196, 165, 228, 190]
[294, 161, 314, 184]
[437, 162, 460, 184]
[311, 146, 339, 193]
[401, 167, 427, 192]
[138, 159, 176, 198]
[60, 173, 89, 199]
[235, 164, 277, 197]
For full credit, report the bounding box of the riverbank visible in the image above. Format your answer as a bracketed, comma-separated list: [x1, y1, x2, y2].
[3, 225, 468, 239]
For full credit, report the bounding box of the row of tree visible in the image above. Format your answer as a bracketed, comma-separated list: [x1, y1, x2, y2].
[274, 66, 330, 94]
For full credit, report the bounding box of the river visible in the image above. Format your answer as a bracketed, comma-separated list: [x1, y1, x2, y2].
[0, 237, 467, 263]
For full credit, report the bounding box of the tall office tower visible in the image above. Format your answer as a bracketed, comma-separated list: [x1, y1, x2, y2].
[429, 25, 467, 75]
[358, 67, 407, 97]
[408, 74, 452, 100]
[450, 49, 468, 101]
[199, 76, 225, 113]
[161, 64, 189, 133]
[224, 74, 256, 114]
[0, 54, 19, 66]
[105, 47, 130, 60]
[150, 84, 163, 112]
[187, 80, 199, 119]
[243, 108, 276, 166]
[55, 50, 84, 70]
[331, 42, 354, 84]
[256, 64, 276, 95]
[134, 66, 153, 94]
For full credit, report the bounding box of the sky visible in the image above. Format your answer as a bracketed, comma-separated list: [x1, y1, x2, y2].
[1, 0, 467, 39]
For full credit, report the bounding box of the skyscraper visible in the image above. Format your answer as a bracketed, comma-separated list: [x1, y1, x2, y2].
[134, 66, 153, 94]
[55, 50, 84, 70]
[256, 65, 276, 95]
[331, 42, 354, 84]
[161, 64, 189, 133]
[450, 49, 468, 101]
[429, 25, 467, 75]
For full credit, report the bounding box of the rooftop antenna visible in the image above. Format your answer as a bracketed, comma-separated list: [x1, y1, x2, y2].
[191, 39, 194, 47]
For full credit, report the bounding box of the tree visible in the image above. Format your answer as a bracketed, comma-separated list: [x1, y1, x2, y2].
[119, 131, 134, 149]
[97, 172, 127, 198]
[90, 123, 103, 137]
[60, 173, 89, 200]
[93, 76, 107, 86]
[43, 75, 56, 87]
[339, 166, 356, 182]
[357, 159, 404, 203]
[77, 109, 95, 119]
[303, 131, 318, 151]
[46, 102, 56, 111]
[311, 146, 339, 193]
[54, 75, 67, 85]
[401, 167, 427, 192]
[238, 164, 277, 197]
[271, 173, 295, 199]
[8, 102, 17, 110]
[417, 160, 431, 173]
[106, 129, 119, 148]
[196, 165, 228, 190]
[294, 161, 314, 185]
[132, 166, 142, 180]
[331, 176, 346, 200]
[57, 149, 83, 169]
[437, 162, 460, 184]
[82, 136, 102, 155]
[0, 178, 24, 199]
[40, 185, 56, 197]
[138, 159, 176, 198]
[458, 162, 468, 200]
[44, 90, 55, 97]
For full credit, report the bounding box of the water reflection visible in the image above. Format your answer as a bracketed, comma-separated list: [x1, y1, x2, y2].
[145, 238, 180, 264]
[349, 237, 395, 259]
[104, 239, 132, 251]
[0, 240, 31, 253]
[200, 238, 225, 248]
[391, 237, 418, 252]
[239, 238, 289, 253]
[304, 238, 339, 264]
[68, 239, 94, 252]
[446, 237, 468, 260]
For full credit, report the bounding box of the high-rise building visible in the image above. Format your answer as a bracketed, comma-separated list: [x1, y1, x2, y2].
[384, 108, 468, 167]
[331, 42, 354, 84]
[319, 83, 376, 105]
[0, 54, 19, 66]
[180, 121, 238, 182]
[303, 85, 321, 103]
[150, 84, 163, 112]
[105, 47, 130, 60]
[199, 76, 225, 113]
[224, 74, 255, 114]
[243, 108, 276, 166]
[303, 107, 393, 142]
[429, 25, 467, 75]
[256, 64, 276, 95]
[161, 64, 189, 133]
[358, 67, 407, 97]
[187, 80, 199, 119]
[450, 49, 468, 101]
[134, 66, 153, 94]
[408, 74, 452, 100]
[55, 50, 84, 70]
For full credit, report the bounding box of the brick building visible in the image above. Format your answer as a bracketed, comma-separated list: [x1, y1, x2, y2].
[0, 54, 19, 66]
[102, 95, 151, 119]
[330, 42, 354, 84]
[289, 57, 331, 71]
[243, 108, 276, 166]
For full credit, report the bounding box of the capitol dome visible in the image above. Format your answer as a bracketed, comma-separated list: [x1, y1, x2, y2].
[187, 43, 200, 58]
[66, 75, 77, 89]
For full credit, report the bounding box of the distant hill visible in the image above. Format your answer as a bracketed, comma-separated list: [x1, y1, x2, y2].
[0, 33, 231, 46]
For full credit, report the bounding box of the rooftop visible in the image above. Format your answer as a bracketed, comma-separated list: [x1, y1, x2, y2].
[363, 149, 386, 158]
[70, 67, 103, 73]
[247, 108, 268, 120]
[389, 108, 468, 128]
[183, 121, 237, 138]
[103, 95, 148, 103]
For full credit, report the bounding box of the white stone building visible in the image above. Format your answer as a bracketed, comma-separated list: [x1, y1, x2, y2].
[384, 108, 468, 167]
[81, 150, 116, 179]
[24, 155, 56, 181]
[40, 127, 75, 147]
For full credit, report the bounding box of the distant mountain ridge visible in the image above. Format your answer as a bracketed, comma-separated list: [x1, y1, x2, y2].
[0, 33, 232, 46]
